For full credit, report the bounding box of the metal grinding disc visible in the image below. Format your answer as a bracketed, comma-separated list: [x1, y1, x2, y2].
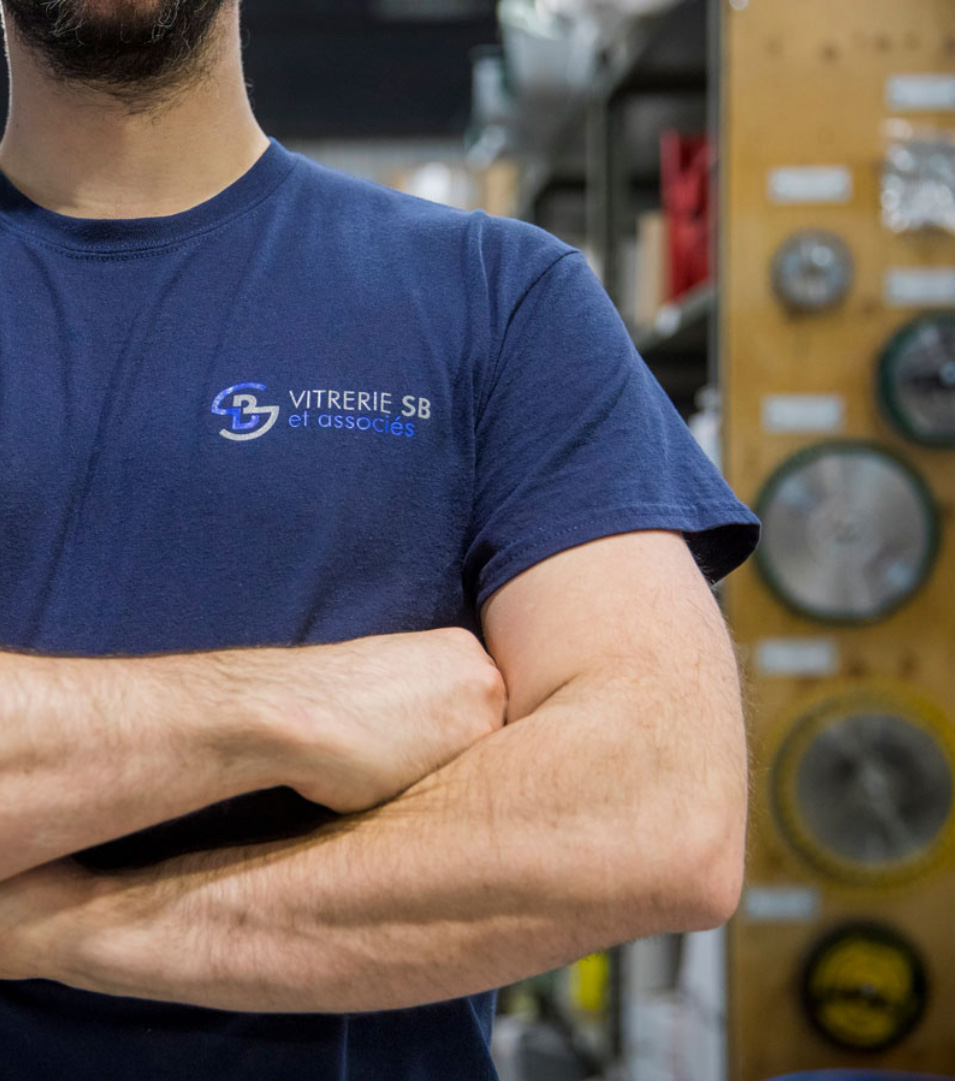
[773, 694, 955, 885]
[756, 442, 939, 623]
[802, 923, 928, 1053]
[878, 315, 955, 447]
[771, 230, 854, 312]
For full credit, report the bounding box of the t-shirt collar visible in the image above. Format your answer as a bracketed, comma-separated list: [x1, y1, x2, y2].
[0, 136, 298, 254]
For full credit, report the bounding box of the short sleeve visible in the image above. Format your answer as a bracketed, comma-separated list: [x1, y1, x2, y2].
[464, 250, 760, 609]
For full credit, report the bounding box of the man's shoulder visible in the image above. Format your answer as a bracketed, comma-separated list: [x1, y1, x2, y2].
[283, 147, 578, 291]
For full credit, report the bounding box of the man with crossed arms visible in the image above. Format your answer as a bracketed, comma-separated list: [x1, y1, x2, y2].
[0, 1, 759, 1077]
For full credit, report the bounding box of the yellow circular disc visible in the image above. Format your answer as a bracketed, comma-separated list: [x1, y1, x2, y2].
[772, 685, 955, 887]
[803, 923, 928, 1052]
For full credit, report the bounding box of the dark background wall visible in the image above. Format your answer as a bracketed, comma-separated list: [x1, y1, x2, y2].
[0, 0, 499, 139]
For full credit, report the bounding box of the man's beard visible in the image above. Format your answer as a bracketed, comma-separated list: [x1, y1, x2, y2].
[2, 0, 234, 111]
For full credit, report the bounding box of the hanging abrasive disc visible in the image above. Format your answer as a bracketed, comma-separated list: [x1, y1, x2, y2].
[773, 693, 955, 885]
[756, 442, 939, 623]
[878, 315, 955, 447]
[771, 230, 854, 312]
[802, 923, 928, 1053]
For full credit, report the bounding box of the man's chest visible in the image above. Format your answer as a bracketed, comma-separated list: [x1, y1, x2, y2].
[0, 278, 478, 654]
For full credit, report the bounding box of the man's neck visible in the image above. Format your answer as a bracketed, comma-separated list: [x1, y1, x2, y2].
[0, 4, 269, 220]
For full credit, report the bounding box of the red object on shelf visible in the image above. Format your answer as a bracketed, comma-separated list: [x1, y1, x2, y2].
[660, 130, 710, 301]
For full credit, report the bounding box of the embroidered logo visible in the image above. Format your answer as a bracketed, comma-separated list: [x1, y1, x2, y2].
[211, 382, 433, 443]
[211, 384, 281, 442]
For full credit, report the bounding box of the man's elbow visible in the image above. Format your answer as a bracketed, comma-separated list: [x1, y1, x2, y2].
[672, 800, 747, 932]
[610, 797, 747, 937]
[680, 848, 745, 932]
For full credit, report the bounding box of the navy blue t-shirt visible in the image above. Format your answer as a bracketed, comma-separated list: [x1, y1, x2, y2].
[0, 138, 758, 1080]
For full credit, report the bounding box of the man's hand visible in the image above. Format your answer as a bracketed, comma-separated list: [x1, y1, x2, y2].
[244, 628, 507, 813]
[0, 629, 506, 981]
[0, 628, 504, 884]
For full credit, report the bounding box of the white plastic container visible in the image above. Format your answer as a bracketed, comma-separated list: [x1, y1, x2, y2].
[498, 0, 600, 95]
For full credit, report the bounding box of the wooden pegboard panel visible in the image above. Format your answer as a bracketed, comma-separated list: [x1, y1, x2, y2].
[720, 1, 955, 1077]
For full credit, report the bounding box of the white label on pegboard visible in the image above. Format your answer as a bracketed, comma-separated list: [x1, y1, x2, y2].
[767, 166, 853, 205]
[744, 887, 822, 923]
[762, 394, 845, 434]
[756, 638, 839, 677]
[885, 268, 955, 307]
[887, 74, 955, 111]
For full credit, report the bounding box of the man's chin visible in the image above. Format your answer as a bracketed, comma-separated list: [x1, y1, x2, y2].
[4, 0, 232, 108]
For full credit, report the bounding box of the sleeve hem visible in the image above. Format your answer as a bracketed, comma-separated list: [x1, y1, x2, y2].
[473, 502, 761, 609]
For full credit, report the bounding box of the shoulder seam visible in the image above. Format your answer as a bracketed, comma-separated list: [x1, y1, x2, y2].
[477, 248, 580, 422]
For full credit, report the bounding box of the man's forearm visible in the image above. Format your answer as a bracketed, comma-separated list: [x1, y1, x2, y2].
[0, 648, 285, 882]
[0, 629, 503, 883]
[30, 672, 746, 1014]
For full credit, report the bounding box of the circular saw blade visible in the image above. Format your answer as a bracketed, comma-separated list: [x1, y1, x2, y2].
[772, 230, 854, 312]
[772, 690, 955, 886]
[802, 923, 928, 1052]
[795, 713, 952, 867]
[879, 315, 955, 447]
[756, 443, 938, 623]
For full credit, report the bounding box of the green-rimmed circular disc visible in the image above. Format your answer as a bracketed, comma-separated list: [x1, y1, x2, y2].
[802, 923, 928, 1053]
[878, 315, 955, 447]
[755, 442, 939, 623]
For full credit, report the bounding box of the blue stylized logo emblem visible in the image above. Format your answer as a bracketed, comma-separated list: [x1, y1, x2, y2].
[212, 384, 280, 442]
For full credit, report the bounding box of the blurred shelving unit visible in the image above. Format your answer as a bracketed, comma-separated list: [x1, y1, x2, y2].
[482, 0, 715, 419]
[629, 280, 714, 406]
[629, 280, 714, 356]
